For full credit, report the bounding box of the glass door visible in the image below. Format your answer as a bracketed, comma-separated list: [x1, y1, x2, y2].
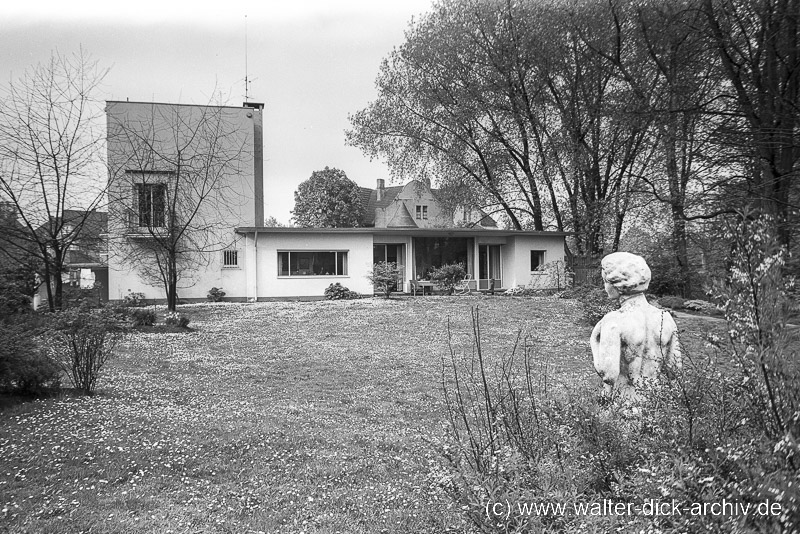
[478, 245, 501, 290]
[373, 244, 405, 291]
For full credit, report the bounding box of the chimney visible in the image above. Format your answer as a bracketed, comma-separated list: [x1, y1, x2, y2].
[376, 179, 385, 202]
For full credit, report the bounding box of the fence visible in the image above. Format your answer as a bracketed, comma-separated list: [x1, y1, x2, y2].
[570, 255, 603, 287]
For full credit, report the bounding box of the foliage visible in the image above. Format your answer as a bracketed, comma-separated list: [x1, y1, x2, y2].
[207, 287, 226, 302]
[0, 50, 108, 312]
[128, 308, 156, 327]
[324, 282, 360, 300]
[366, 261, 401, 298]
[437, 305, 799, 533]
[0, 316, 59, 395]
[429, 263, 466, 295]
[659, 295, 686, 309]
[47, 306, 126, 395]
[164, 312, 190, 328]
[291, 167, 365, 227]
[122, 291, 146, 307]
[717, 215, 799, 441]
[576, 285, 619, 325]
[0, 266, 34, 316]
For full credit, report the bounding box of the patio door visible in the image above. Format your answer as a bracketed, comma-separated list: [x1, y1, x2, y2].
[373, 244, 405, 291]
[478, 245, 501, 290]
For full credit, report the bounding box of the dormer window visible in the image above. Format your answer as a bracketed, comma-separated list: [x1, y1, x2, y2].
[415, 205, 428, 220]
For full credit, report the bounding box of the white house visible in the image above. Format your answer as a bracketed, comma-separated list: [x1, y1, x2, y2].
[106, 100, 567, 302]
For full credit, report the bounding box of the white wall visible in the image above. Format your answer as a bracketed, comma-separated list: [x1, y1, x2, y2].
[252, 232, 374, 298]
[505, 235, 566, 288]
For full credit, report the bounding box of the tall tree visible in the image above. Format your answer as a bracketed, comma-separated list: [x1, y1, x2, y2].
[702, 0, 800, 246]
[0, 50, 108, 311]
[291, 167, 365, 227]
[107, 102, 249, 311]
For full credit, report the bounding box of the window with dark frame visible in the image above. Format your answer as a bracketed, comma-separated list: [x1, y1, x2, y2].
[530, 250, 545, 271]
[415, 205, 428, 220]
[136, 183, 166, 228]
[277, 251, 348, 276]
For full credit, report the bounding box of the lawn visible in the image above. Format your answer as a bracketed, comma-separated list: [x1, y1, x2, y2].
[0, 296, 722, 533]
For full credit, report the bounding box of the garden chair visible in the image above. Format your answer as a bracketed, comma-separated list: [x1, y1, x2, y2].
[453, 274, 472, 295]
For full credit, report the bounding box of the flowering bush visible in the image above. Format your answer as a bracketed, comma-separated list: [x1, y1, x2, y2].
[503, 285, 524, 296]
[122, 291, 146, 307]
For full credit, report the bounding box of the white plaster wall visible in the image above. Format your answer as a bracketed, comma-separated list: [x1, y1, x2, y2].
[505, 235, 566, 288]
[106, 102, 260, 303]
[254, 232, 374, 298]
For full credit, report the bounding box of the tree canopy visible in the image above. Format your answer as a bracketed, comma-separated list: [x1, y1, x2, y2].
[292, 167, 365, 227]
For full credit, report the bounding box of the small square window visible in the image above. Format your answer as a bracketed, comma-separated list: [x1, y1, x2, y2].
[223, 249, 238, 267]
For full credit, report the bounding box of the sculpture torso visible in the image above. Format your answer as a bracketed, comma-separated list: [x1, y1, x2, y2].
[591, 293, 681, 395]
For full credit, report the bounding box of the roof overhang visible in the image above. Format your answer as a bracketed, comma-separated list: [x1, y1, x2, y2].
[235, 227, 569, 238]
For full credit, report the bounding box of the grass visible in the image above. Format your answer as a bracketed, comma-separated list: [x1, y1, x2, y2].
[0, 296, 723, 533]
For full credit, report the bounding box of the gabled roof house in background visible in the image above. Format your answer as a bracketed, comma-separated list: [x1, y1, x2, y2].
[105, 100, 567, 302]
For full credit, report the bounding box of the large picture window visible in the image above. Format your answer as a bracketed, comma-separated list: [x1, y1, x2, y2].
[136, 183, 166, 228]
[278, 251, 348, 276]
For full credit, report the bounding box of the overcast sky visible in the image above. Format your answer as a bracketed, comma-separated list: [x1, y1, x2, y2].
[0, 0, 434, 224]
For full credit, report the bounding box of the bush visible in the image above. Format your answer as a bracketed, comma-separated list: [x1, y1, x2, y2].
[0, 316, 60, 395]
[659, 295, 686, 309]
[436, 306, 799, 533]
[48, 306, 126, 395]
[578, 286, 618, 325]
[207, 287, 226, 302]
[123, 291, 146, 307]
[429, 263, 466, 295]
[367, 261, 401, 298]
[324, 283, 360, 300]
[164, 312, 190, 328]
[128, 308, 156, 327]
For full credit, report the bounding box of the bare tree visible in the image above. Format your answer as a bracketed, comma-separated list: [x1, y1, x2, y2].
[107, 101, 250, 310]
[0, 50, 108, 311]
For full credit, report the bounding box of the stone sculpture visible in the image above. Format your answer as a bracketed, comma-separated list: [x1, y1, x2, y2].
[590, 252, 681, 397]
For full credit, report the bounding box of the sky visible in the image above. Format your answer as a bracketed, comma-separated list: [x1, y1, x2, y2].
[0, 0, 435, 224]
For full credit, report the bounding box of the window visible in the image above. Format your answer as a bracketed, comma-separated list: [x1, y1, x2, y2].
[278, 251, 348, 276]
[415, 205, 428, 220]
[531, 250, 545, 272]
[137, 183, 166, 227]
[223, 250, 238, 268]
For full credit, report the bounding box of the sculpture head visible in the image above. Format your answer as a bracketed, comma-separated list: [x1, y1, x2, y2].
[600, 252, 651, 298]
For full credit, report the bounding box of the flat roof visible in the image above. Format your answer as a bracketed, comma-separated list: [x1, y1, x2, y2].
[106, 100, 264, 111]
[235, 227, 569, 237]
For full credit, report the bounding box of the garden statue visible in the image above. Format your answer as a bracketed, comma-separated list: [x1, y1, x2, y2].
[590, 252, 681, 398]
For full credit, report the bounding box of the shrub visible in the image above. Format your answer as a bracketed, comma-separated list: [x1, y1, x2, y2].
[207, 287, 226, 302]
[128, 308, 156, 327]
[164, 312, 190, 328]
[659, 295, 686, 309]
[0, 316, 60, 395]
[366, 261, 401, 298]
[122, 291, 146, 307]
[429, 263, 466, 295]
[578, 286, 618, 325]
[48, 306, 126, 395]
[436, 306, 799, 533]
[324, 282, 360, 300]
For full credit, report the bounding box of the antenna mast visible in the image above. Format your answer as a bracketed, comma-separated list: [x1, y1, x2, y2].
[244, 14, 249, 102]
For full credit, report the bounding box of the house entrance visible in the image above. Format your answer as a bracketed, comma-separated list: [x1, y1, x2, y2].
[478, 245, 502, 290]
[373, 244, 405, 291]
